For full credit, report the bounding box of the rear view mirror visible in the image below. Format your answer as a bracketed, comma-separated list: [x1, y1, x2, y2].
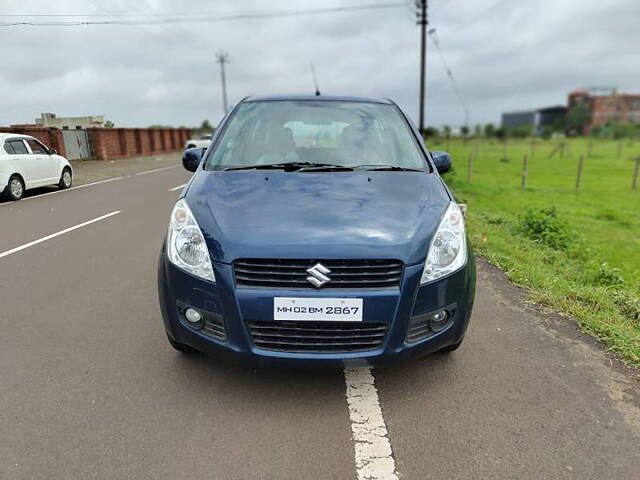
[183, 148, 205, 172]
[49, 148, 57, 155]
[431, 151, 452, 174]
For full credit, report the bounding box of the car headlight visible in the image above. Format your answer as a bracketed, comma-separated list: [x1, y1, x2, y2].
[167, 199, 216, 282]
[420, 201, 467, 285]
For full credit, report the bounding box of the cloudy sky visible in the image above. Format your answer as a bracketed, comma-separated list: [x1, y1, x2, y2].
[1, 0, 638, 128]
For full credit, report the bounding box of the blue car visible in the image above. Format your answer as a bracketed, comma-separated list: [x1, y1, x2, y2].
[158, 95, 475, 366]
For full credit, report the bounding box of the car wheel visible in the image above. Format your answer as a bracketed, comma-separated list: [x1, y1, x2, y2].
[6, 175, 24, 201]
[166, 333, 195, 353]
[59, 168, 72, 190]
[439, 337, 464, 353]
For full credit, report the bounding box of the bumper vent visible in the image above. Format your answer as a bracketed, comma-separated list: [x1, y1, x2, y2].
[234, 259, 403, 289]
[202, 312, 226, 340]
[248, 321, 387, 353]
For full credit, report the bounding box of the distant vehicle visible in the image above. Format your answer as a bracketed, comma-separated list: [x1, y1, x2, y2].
[184, 134, 212, 150]
[0, 133, 73, 201]
[158, 95, 476, 366]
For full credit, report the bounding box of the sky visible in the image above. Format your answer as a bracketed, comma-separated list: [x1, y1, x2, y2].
[1, 0, 638, 129]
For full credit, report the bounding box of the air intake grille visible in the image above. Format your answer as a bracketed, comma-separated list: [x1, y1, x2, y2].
[202, 312, 226, 340]
[234, 259, 403, 289]
[248, 321, 387, 353]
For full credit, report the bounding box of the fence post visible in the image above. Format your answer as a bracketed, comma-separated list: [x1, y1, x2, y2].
[575, 154, 585, 190]
[467, 151, 473, 184]
[587, 142, 593, 158]
[521, 154, 528, 188]
[502, 139, 507, 161]
[633, 158, 640, 190]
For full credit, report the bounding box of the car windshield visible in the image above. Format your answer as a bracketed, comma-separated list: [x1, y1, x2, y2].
[205, 100, 426, 171]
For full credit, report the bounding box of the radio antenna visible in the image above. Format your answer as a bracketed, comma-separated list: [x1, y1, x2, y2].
[310, 63, 321, 96]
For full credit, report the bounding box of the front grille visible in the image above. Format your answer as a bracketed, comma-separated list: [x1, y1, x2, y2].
[234, 259, 403, 289]
[248, 321, 387, 353]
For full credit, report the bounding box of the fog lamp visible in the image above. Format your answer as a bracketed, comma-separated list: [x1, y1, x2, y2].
[429, 309, 449, 332]
[185, 308, 202, 325]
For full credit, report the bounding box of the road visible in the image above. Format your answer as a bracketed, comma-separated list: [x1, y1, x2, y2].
[1, 156, 639, 480]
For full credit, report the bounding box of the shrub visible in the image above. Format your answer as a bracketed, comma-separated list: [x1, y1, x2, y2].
[516, 206, 573, 250]
[593, 262, 625, 287]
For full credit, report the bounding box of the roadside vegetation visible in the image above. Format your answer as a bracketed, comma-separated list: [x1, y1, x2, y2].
[429, 135, 640, 366]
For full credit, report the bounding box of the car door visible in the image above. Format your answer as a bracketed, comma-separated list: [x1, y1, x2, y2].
[5, 139, 41, 188]
[25, 138, 59, 185]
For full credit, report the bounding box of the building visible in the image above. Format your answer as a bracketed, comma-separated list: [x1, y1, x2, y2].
[569, 90, 640, 129]
[35, 112, 106, 129]
[501, 106, 567, 133]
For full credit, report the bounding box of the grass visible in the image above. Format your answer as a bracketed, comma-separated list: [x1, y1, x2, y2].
[429, 136, 640, 366]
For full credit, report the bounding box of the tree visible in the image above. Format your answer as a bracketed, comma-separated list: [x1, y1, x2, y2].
[442, 125, 452, 138]
[200, 120, 213, 131]
[484, 123, 496, 137]
[461, 125, 470, 137]
[104, 120, 115, 128]
[423, 126, 439, 137]
[565, 103, 590, 135]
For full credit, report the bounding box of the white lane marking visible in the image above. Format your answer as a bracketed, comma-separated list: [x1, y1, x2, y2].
[135, 165, 180, 176]
[0, 176, 124, 207]
[0, 211, 121, 260]
[168, 183, 186, 192]
[344, 365, 398, 480]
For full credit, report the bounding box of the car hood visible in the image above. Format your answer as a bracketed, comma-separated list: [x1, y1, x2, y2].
[186, 171, 450, 265]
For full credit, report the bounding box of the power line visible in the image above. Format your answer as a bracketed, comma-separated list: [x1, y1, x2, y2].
[0, 3, 407, 26]
[428, 28, 470, 127]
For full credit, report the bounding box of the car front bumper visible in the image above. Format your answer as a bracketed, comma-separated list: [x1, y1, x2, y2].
[157, 242, 476, 367]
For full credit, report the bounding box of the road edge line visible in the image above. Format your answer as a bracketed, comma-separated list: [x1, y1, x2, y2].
[344, 365, 399, 480]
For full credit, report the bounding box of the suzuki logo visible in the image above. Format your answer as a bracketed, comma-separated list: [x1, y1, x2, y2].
[306, 263, 331, 288]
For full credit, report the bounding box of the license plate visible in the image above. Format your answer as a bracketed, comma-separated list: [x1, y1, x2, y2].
[273, 297, 363, 322]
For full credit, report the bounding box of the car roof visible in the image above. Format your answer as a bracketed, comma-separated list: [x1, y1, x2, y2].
[0, 132, 31, 141]
[244, 94, 393, 104]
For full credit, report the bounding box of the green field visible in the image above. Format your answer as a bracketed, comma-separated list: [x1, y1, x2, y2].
[429, 136, 640, 365]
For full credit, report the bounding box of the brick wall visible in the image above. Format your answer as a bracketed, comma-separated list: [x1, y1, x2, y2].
[0, 127, 67, 157]
[85, 127, 190, 160]
[0, 126, 191, 161]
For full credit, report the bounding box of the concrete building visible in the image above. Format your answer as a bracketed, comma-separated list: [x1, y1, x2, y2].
[35, 112, 106, 129]
[569, 90, 640, 129]
[501, 106, 567, 133]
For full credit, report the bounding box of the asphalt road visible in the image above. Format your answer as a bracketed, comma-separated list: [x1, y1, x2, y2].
[1, 158, 639, 479]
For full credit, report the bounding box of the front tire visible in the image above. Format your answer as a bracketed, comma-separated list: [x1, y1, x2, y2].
[439, 338, 464, 353]
[59, 168, 72, 190]
[6, 175, 24, 201]
[167, 333, 195, 353]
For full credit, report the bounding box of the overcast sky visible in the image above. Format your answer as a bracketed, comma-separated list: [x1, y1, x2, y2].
[1, 0, 638, 128]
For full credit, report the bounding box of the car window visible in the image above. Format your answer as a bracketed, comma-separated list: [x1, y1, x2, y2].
[26, 139, 48, 154]
[3, 141, 16, 154]
[7, 139, 29, 155]
[206, 100, 426, 170]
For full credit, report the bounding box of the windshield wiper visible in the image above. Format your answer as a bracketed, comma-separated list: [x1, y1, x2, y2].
[353, 164, 424, 172]
[225, 162, 345, 171]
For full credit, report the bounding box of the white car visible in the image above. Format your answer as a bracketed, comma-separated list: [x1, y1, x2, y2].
[184, 134, 212, 150]
[1, 133, 73, 201]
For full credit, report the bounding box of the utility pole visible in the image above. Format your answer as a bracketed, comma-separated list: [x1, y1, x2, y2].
[216, 51, 229, 114]
[416, 0, 428, 133]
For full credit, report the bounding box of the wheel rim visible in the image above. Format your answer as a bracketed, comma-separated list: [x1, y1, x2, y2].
[10, 179, 23, 198]
[63, 171, 72, 187]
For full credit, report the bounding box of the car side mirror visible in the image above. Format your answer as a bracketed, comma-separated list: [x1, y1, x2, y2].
[183, 147, 205, 172]
[431, 151, 452, 174]
[49, 148, 57, 155]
